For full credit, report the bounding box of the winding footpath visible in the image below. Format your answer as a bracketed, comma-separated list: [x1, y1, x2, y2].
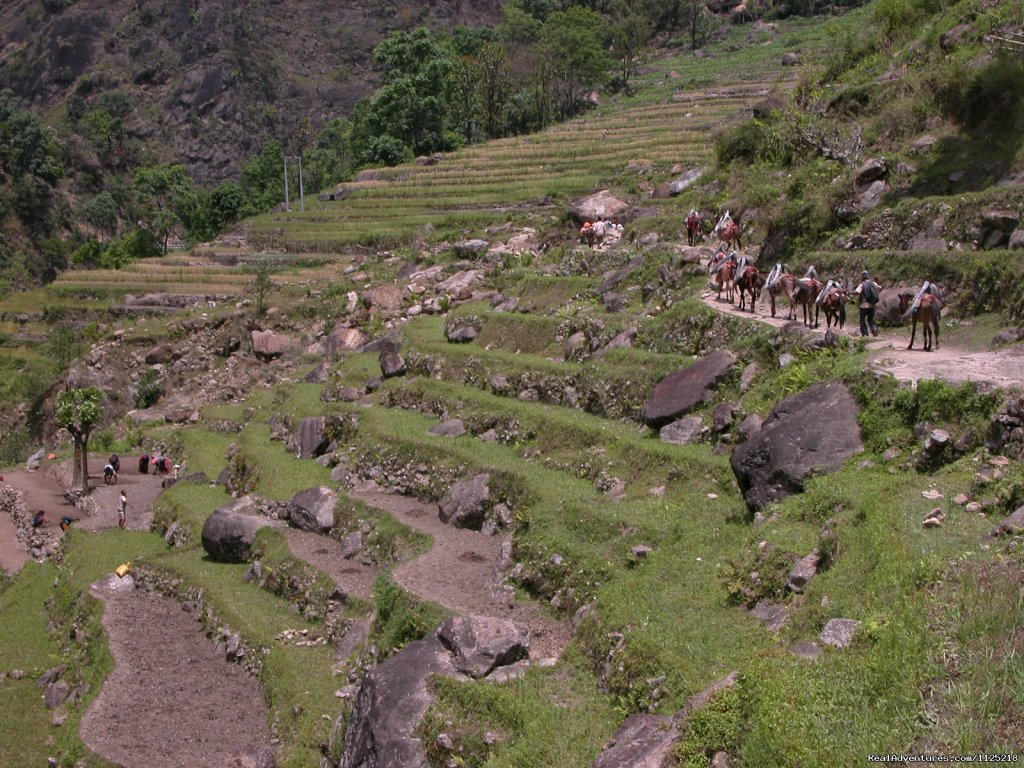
[701, 290, 1024, 389]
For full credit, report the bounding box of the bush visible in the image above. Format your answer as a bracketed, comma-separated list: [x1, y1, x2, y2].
[133, 368, 162, 408]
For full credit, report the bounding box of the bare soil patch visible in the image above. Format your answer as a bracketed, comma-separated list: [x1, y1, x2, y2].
[80, 588, 271, 768]
[350, 489, 571, 659]
[285, 527, 380, 602]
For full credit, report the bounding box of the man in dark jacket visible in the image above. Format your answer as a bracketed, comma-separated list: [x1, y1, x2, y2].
[856, 270, 882, 337]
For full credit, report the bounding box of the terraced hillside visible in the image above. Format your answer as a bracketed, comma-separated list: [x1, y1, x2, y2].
[2, 5, 1024, 768]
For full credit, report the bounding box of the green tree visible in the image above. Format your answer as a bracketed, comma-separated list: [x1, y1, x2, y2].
[45, 323, 83, 372]
[55, 386, 104, 494]
[534, 7, 612, 120]
[609, 6, 652, 90]
[130, 164, 193, 254]
[252, 262, 274, 316]
[476, 43, 516, 139]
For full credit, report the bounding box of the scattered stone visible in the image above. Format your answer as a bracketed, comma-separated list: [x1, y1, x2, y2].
[453, 239, 490, 258]
[953, 493, 969, 506]
[304, 362, 330, 383]
[987, 506, 1024, 537]
[787, 550, 821, 593]
[739, 363, 758, 392]
[820, 618, 861, 648]
[921, 489, 943, 500]
[712, 402, 737, 432]
[380, 353, 407, 379]
[288, 487, 336, 533]
[778, 353, 796, 367]
[338, 531, 363, 560]
[781, 51, 800, 66]
[45, 680, 71, 708]
[882, 447, 900, 462]
[287, 416, 329, 459]
[446, 322, 479, 343]
[250, 330, 292, 361]
[363, 284, 404, 314]
[436, 616, 530, 678]
[659, 415, 704, 445]
[590, 713, 676, 768]
[631, 545, 653, 560]
[737, 414, 763, 442]
[325, 326, 369, 356]
[750, 600, 788, 633]
[439, 474, 491, 530]
[965, 501, 983, 514]
[711, 752, 731, 768]
[224, 745, 277, 768]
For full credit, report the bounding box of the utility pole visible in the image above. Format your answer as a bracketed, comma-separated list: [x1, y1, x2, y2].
[297, 155, 305, 212]
[283, 155, 291, 212]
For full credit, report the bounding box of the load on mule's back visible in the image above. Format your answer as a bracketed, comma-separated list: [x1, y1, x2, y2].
[898, 281, 943, 351]
[579, 219, 608, 248]
[714, 210, 742, 251]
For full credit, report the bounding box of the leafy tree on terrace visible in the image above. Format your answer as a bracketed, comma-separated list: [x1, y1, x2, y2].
[131, 163, 193, 255]
[609, 3, 653, 91]
[533, 6, 613, 121]
[55, 386, 103, 494]
[349, 28, 456, 165]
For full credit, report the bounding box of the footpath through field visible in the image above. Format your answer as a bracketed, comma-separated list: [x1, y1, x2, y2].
[700, 289, 1024, 389]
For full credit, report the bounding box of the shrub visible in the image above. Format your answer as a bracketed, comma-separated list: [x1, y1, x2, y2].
[133, 368, 162, 408]
[674, 685, 743, 768]
[371, 571, 447, 657]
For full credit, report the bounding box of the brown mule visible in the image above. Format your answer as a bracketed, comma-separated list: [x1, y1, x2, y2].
[898, 292, 942, 351]
[735, 265, 764, 313]
[794, 278, 823, 328]
[768, 273, 798, 320]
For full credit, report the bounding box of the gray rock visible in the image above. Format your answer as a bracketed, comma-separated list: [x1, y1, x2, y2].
[787, 550, 821, 593]
[250, 330, 292, 361]
[737, 414, 763, 442]
[982, 209, 1020, 233]
[988, 506, 1024, 537]
[992, 328, 1024, 345]
[363, 284, 404, 314]
[731, 382, 863, 512]
[144, 343, 175, 364]
[668, 168, 705, 196]
[565, 332, 588, 360]
[568, 190, 629, 225]
[659, 415, 704, 445]
[224, 745, 277, 768]
[288, 486, 336, 533]
[436, 616, 530, 678]
[820, 618, 861, 648]
[439, 474, 490, 530]
[453, 239, 490, 258]
[739, 362, 759, 392]
[750, 600, 788, 633]
[304, 362, 329, 383]
[446, 323, 479, 343]
[338, 531, 363, 559]
[641, 350, 738, 428]
[778, 353, 796, 367]
[339, 635, 456, 768]
[712, 402, 737, 432]
[90, 573, 137, 593]
[428, 419, 466, 437]
[380, 353, 406, 379]
[1010, 229, 1024, 251]
[287, 416, 329, 459]
[711, 752, 731, 768]
[590, 714, 676, 768]
[854, 158, 888, 186]
[631, 545, 653, 560]
[37, 665, 67, 688]
[45, 681, 70, 709]
[923, 428, 950, 458]
[26, 448, 43, 471]
[325, 326, 368, 356]
[781, 51, 800, 66]
[201, 500, 271, 563]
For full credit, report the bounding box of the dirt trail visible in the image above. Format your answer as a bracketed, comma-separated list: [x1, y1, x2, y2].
[701, 290, 1024, 389]
[285, 527, 380, 602]
[350, 488, 570, 660]
[81, 587, 271, 768]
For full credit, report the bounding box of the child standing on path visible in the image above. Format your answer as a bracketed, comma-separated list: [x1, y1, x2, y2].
[117, 490, 132, 529]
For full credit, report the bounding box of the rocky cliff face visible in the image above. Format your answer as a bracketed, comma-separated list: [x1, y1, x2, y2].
[0, 0, 501, 183]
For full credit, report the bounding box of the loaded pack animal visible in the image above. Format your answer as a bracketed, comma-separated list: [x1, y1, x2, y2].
[709, 250, 737, 303]
[734, 260, 764, 313]
[765, 264, 798, 320]
[714, 211, 742, 251]
[686, 209, 704, 247]
[816, 279, 847, 331]
[898, 283, 942, 351]
[793, 266, 823, 328]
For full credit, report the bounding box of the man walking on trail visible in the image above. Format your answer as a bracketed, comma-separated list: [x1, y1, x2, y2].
[117, 489, 132, 530]
[855, 270, 882, 337]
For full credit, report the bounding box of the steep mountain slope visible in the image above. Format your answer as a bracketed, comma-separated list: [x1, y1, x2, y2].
[0, 0, 502, 183]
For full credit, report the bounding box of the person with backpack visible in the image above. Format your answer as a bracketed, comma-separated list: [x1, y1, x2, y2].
[856, 270, 882, 337]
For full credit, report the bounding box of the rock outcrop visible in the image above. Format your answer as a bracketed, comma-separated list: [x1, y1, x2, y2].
[730, 382, 863, 511]
[201, 498, 272, 562]
[250, 330, 292, 361]
[438, 474, 491, 529]
[642, 351, 738, 428]
[287, 416, 330, 459]
[287, 486, 336, 533]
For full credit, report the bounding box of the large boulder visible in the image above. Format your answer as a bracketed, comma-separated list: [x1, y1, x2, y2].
[250, 330, 292, 361]
[731, 382, 863, 512]
[591, 714, 675, 768]
[288, 486, 336, 533]
[287, 416, 329, 459]
[642, 350, 738, 428]
[668, 168, 705, 196]
[659, 416, 705, 446]
[568, 190, 630, 225]
[380, 352, 407, 379]
[325, 326, 368, 356]
[340, 635, 457, 768]
[363, 284, 404, 314]
[339, 616, 531, 768]
[201, 498, 271, 562]
[436, 616, 530, 678]
[438, 473, 490, 529]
